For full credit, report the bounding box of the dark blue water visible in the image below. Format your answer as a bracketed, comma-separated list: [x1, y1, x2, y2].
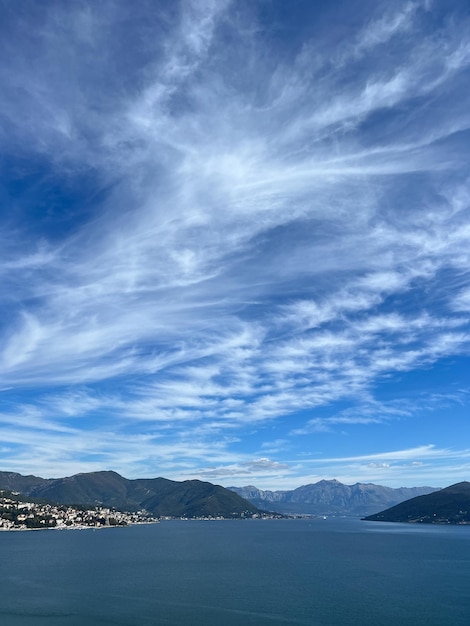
[1, 518, 469, 625]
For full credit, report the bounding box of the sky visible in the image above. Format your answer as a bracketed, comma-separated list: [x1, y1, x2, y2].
[0, 0, 469, 490]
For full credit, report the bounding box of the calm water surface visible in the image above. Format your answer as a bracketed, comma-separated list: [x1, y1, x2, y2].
[1, 518, 469, 625]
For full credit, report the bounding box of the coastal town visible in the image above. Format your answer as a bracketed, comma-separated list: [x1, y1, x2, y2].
[0, 489, 280, 530]
[0, 490, 159, 530]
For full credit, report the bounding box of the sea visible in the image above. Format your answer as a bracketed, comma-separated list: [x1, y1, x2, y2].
[1, 517, 469, 625]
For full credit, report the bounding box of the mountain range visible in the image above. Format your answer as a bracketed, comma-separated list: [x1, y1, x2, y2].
[0, 471, 261, 519]
[0, 470, 442, 518]
[363, 481, 470, 524]
[228, 480, 439, 516]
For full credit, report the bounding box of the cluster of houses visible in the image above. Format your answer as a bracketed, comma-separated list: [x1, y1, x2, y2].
[0, 491, 158, 530]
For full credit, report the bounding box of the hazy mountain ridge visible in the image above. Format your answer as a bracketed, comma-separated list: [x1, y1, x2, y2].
[0, 472, 48, 493]
[0, 471, 263, 519]
[364, 481, 470, 524]
[229, 479, 439, 516]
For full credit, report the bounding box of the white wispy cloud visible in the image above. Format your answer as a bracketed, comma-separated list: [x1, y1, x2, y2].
[354, 2, 420, 53]
[191, 457, 290, 481]
[0, 1, 469, 484]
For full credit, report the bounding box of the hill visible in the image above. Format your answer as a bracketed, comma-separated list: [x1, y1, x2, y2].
[229, 480, 438, 516]
[0, 471, 264, 519]
[363, 481, 470, 524]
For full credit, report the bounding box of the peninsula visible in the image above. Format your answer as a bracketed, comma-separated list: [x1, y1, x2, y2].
[363, 481, 470, 524]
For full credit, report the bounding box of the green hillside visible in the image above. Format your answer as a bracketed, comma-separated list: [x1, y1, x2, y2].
[363, 482, 470, 524]
[0, 471, 265, 519]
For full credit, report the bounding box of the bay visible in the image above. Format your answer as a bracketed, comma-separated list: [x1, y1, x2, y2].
[1, 518, 469, 625]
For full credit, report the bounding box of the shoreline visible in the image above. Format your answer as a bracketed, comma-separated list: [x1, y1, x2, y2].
[0, 519, 161, 532]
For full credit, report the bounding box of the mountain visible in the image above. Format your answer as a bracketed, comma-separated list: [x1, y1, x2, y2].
[0, 471, 48, 493]
[0, 471, 263, 519]
[228, 480, 439, 516]
[363, 481, 470, 524]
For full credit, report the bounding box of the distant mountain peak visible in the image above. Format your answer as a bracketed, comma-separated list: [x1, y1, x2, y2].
[228, 480, 439, 517]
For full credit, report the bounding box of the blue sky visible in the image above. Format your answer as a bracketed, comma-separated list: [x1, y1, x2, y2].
[1, 0, 469, 488]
